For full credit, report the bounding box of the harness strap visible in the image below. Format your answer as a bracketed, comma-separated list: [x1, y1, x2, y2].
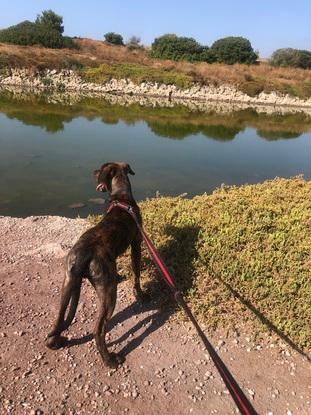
[106, 200, 258, 415]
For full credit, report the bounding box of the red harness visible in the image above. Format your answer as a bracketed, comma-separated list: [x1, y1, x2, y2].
[106, 200, 258, 415]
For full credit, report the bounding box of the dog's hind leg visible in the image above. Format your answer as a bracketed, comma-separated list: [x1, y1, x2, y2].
[92, 276, 124, 368]
[131, 237, 150, 302]
[46, 256, 82, 350]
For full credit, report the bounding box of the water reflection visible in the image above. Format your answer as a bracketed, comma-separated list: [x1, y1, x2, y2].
[0, 88, 311, 217]
[257, 130, 301, 140]
[0, 89, 310, 141]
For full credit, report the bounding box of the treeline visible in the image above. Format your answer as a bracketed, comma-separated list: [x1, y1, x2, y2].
[1, 9, 310, 69]
[0, 10, 76, 49]
[107, 31, 311, 69]
[105, 32, 258, 65]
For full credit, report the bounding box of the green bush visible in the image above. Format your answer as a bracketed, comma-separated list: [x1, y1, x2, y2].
[0, 10, 75, 49]
[35, 10, 64, 34]
[149, 34, 212, 62]
[270, 48, 311, 69]
[104, 32, 124, 45]
[126, 36, 142, 50]
[0, 21, 64, 48]
[210, 36, 258, 64]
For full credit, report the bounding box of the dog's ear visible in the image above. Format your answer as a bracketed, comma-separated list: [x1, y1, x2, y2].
[93, 169, 100, 180]
[125, 163, 135, 175]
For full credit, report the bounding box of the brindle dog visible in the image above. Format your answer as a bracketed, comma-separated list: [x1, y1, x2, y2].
[46, 162, 148, 368]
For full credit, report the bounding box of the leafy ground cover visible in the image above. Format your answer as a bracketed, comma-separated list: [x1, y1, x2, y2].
[91, 177, 311, 351]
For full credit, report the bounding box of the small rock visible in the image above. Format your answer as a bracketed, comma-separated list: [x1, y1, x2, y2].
[68, 203, 86, 209]
[88, 198, 105, 205]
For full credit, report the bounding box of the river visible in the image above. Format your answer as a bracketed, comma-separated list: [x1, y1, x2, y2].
[0, 89, 310, 217]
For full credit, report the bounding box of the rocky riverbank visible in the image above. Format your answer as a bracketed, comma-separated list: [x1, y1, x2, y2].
[1, 68, 311, 110]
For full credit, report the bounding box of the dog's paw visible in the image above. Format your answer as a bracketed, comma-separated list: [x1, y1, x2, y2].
[106, 352, 125, 368]
[45, 335, 67, 350]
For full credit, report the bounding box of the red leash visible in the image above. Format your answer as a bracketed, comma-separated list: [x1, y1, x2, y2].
[107, 200, 258, 415]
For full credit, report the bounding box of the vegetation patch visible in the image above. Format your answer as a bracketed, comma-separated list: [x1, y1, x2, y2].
[90, 178, 311, 351]
[149, 34, 211, 62]
[270, 48, 311, 70]
[0, 10, 76, 49]
[81, 63, 193, 89]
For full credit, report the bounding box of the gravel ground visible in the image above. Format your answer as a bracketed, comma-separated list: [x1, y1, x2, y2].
[0, 215, 310, 415]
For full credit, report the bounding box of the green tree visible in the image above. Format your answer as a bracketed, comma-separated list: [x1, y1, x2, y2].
[270, 48, 311, 69]
[149, 34, 213, 62]
[210, 37, 258, 64]
[104, 32, 124, 45]
[35, 9, 64, 34]
[0, 21, 64, 48]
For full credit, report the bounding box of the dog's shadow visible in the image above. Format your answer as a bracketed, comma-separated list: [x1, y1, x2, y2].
[65, 224, 200, 358]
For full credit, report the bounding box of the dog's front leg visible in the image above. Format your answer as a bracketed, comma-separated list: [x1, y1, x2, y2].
[131, 238, 150, 302]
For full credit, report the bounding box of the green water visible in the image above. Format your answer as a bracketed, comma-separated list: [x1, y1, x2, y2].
[0, 90, 311, 217]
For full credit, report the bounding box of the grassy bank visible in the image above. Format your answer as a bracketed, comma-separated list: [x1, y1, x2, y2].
[1, 38, 311, 99]
[92, 178, 311, 351]
[81, 63, 193, 89]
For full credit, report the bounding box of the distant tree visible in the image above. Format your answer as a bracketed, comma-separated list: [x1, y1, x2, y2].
[210, 37, 258, 64]
[0, 10, 77, 49]
[0, 21, 64, 48]
[149, 34, 213, 62]
[104, 32, 124, 45]
[126, 36, 142, 50]
[35, 9, 64, 34]
[270, 48, 311, 69]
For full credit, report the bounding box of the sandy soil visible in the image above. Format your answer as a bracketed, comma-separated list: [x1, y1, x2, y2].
[0, 215, 310, 415]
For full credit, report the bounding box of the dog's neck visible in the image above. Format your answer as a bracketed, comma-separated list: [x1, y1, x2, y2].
[109, 175, 136, 204]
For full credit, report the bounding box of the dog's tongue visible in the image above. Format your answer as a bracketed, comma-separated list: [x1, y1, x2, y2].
[96, 183, 106, 192]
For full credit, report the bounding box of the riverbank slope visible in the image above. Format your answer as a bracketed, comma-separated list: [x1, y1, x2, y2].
[1, 39, 311, 108]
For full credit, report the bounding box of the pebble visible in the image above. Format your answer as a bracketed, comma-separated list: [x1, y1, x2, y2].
[68, 203, 86, 209]
[247, 389, 255, 399]
[88, 198, 105, 205]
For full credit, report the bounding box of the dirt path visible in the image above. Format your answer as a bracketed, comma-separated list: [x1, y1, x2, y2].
[0, 216, 310, 415]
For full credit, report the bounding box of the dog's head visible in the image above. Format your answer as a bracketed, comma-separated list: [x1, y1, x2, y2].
[94, 162, 135, 193]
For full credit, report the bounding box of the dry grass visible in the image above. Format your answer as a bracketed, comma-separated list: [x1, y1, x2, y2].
[1, 38, 311, 98]
[0, 38, 149, 70]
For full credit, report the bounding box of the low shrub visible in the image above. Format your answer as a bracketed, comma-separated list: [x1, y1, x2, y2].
[104, 32, 124, 46]
[126, 36, 142, 50]
[81, 62, 193, 88]
[90, 177, 311, 351]
[270, 48, 311, 69]
[149, 34, 213, 62]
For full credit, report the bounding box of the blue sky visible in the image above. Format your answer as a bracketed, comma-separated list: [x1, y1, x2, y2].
[1, 0, 310, 57]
